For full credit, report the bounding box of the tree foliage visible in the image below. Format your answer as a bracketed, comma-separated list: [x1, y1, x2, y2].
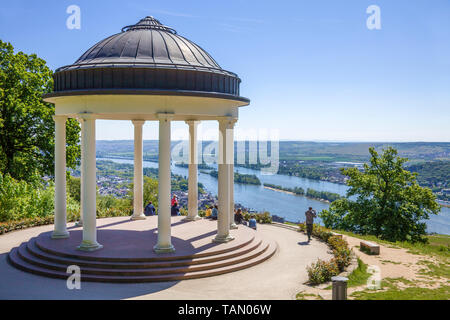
[0, 172, 54, 222]
[0, 40, 80, 181]
[320, 147, 440, 243]
[143, 176, 159, 209]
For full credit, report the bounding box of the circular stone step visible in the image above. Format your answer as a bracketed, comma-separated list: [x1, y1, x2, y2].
[7, 216, 278, 283]
[26, 237, 263, 269]
[8, 241, 277, 283]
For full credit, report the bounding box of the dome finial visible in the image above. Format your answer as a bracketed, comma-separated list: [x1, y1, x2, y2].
[121, 16, 177, 34]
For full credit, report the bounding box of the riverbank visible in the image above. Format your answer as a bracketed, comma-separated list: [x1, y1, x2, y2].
[438, 201, 450, 208]
[98, 157, 450, 235]
[263, 186, 331, 204]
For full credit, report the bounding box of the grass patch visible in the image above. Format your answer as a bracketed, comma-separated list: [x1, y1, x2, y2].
[381, 260, 402, 265]
[334, 230, 450, 259]
[417, 260, 450, 279]
[347, 258, 372, 288]
[296, 293, 323, 300]
[351, 282, 450, 300]
[324, 258, 371, 290]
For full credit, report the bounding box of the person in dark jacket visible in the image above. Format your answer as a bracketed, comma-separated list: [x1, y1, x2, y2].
[144, 201, 156, 216]
[234, 209, 245, 225]
[211, 205, 218, 220]
[305, 207, 317, 242]
[171, 203, 180, 216]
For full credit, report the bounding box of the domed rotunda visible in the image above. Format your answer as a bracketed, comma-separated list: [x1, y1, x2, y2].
[44, 16, 250, 253]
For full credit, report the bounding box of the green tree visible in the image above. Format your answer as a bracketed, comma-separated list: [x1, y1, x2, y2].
[0, 40, 80, 181]
[320, 147, 440, 243]
[143, 176, 159, 211]
[67, 175, 81, 202]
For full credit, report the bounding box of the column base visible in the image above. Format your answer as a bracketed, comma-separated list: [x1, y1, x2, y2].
[230, 223, 239, 230]
[182, 215, 202, 222]
[51, 230, 70, 239]
[131, 214, 147, 221]
[213, 234, 235, 243]
[153, 243, 175, 254]
[77, 240, 103, 252]
[75, 221, 83, 227]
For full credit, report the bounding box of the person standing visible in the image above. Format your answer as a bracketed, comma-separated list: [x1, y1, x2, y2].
[305, 207, 317, 242]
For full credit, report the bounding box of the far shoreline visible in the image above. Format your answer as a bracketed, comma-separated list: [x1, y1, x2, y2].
[263, 186, 331, 204]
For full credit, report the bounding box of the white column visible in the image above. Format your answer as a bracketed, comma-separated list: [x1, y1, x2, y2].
[213, 119, 234, 243]
[154, 114, 175, 253]
[228, 119, 238, 229]
[77, 114, 103, 251]
[75, 118, 84, 227]
[184, 120, 201, 221]
[131, 120, 146, 220]
[52, 115, 69, 239]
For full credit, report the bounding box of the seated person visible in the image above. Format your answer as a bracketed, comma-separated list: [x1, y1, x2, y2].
[211, 205, 218, 220]
[144, 201, 156, 216]
[205, 206, 212, 219]
[234, 209, 245, 225]
[248, 215, 257, 230]
[171, 204, 180, 216]
[171, 195, 178, 207]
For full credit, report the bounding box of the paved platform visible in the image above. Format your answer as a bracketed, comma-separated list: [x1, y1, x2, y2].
[0, 218, 332, 299]
[7, 216, 276, 283]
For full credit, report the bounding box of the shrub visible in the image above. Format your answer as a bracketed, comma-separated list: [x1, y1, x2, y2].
[198, 209, 206, 218]
[243, 211, 272, 224]
[306, 259, 339, 285]
[179, 207, 188, 216]
[0, 172, 55, 222]
[96, 195, 132, 218]
[298, 223, 334, 242]
[300, 223, 353, 283]
[0, 216, 55, 234]
[328, 236, 352, 271]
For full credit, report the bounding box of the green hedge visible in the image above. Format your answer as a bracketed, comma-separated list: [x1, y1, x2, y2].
[0, 216, 55, 234]
[298, 223, 353, 284]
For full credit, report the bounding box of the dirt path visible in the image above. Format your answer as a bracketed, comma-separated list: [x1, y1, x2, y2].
[297, 233, 447, 300]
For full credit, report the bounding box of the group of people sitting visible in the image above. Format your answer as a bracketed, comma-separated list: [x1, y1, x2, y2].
[204, 206, 257, 230]
[143, 195, 258, 231]
[143, 195, 181, 216]
[204, 205, 219, 220]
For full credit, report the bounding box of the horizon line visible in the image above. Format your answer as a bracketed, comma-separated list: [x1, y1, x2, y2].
[95, 139, 450, 143]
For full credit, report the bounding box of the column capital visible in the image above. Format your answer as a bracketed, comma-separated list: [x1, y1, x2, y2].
[185, 120, 200, 126]
[156, 113, 174, 121]
[52, 115, 68, 122]
[132, 120, 145, 126]
[77, 112, 96, 121]
[218, 117, 238, 129]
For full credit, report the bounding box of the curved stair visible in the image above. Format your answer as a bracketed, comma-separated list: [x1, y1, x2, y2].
[8, 233, 277, 283]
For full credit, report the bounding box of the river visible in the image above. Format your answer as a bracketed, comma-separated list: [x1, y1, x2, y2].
[98, 157, 450, 235]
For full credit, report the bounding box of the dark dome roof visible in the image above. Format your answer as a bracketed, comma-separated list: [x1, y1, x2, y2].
[60, 16, 225, 73]
[49, 16, 248, 103]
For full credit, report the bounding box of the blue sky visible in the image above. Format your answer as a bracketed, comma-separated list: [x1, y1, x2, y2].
[1, 0, 449, 141]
